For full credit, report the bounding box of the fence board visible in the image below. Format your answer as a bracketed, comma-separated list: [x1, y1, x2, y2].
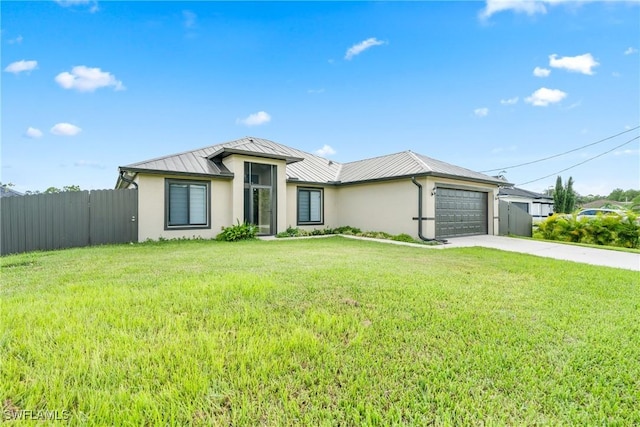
[499, 200, 533, 237]
[90, 189, 138, 245]
[1, 189, 137, 255]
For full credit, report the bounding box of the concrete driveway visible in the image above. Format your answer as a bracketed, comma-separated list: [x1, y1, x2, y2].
[440, 235, 640, 272]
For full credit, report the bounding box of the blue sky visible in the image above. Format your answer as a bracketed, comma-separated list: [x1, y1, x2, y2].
[2, 0, 639, 196]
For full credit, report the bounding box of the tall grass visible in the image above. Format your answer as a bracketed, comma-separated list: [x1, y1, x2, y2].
[1, 238, 638, 425]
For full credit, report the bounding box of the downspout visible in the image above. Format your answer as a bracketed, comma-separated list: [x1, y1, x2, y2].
[119, 170, 138, 189]
[411, 177, 447, 244]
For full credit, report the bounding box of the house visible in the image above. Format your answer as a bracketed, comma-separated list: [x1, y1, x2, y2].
[0, 187, 23, 198]
[498, 186, 554, 222]
[116, 137, 507, 241]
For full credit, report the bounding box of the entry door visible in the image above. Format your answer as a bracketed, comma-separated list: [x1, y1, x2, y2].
[251, 186, 272, 235]
[244, 162, 277, 235]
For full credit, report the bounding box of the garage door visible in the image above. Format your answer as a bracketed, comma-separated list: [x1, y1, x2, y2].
[435, 188, 488, 238]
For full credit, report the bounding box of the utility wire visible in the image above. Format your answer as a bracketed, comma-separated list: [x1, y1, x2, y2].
[516, 135, 639, 186]
[481, 125, 639, 173]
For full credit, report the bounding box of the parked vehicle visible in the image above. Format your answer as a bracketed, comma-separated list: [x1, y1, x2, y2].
[575, 208, 624, 220]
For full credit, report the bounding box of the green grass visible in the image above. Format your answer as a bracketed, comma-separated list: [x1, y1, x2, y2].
[2, 237, 639, 425]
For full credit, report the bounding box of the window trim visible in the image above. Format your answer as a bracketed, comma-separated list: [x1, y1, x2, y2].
[164, 179, 211, 230]
[297, 187, 324, 226]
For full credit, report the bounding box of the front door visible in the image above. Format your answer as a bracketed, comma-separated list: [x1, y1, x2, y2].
[251, 186, 272, 235]
[244, 162, 276, 235]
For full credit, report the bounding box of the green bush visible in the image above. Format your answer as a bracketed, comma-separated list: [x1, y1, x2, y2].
[391, 233, 418, 243]
[333, 225, 362, 235]
[533, 212, 640, 248]
[216, 221, 257, 242]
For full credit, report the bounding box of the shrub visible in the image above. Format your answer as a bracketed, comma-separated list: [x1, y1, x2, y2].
[533, 212, 640, 248]
[391, 233, 418, 243]
[276, 226, 301, 238]
[359, 231, 393, 239]
[334, 225, 362, 235]
[216, 221, 257, 242]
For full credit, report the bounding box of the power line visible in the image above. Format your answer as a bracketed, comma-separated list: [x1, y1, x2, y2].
[481, 125, 640, 173]
[516, 135, 639, 186]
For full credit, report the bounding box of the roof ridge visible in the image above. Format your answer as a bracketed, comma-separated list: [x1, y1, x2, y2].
[334, 162, 344, 181]
[406, 150, 433, 173]
[342, 150, 411, 166]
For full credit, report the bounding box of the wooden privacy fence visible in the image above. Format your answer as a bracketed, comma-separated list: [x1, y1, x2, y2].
[1, 189, 138, 256]
[499, 200, 532, 237]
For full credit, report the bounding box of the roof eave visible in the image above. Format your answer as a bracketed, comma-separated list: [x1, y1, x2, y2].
[208, 147, 304, 164]
[118, 166, 234, 180]
[429, 171, 507, 186]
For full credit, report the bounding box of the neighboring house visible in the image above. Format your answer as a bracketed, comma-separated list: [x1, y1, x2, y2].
[498, 186, 553, 222]
[0, 187, 23, 198]
[116, 137, 507, 241]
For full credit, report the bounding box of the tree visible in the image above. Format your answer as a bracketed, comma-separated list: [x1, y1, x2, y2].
[607, 188, 625, 201]
[553, 176, 566, 214]
[553, 176, 578, 213]
[623, 189, 640, 202]
[565, 177, 576, 213]
[26, 185, 81, 195]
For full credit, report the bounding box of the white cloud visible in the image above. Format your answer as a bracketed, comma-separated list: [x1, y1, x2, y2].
[7, 35, 23, 44]
[525, 87, 567, 107]
[315, 145, 336, 157]
[479, 0, 547, 20]
[549, 53, 599, 75]
[55, 0, 99, 12]
[307, 88, 325, 94]
[25, 127, 43, 139]
[614, 149, 639, 156]
[4, 60, 38, 74]
[624, 47, 638, 55]
[611, 72, 621, 78]
[533, 66, 551, 77]
[474, 108, 489, 117]
[183, 10, 197, 28]
[345, 38, 385, 60]
[55, 66, 125, 92]
[51, 123, 82, 136]
[500, 97, 519, 105]
[236, 111, 271, 126]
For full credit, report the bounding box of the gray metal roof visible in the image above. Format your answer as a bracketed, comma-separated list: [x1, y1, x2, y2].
[119, 137, 505, 186]
[499, 186, 552, 200]
[0, 187, 23, 198]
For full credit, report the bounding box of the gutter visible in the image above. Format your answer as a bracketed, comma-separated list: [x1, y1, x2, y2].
[119, 170, 138, 189]
[411, 177, 447, 244]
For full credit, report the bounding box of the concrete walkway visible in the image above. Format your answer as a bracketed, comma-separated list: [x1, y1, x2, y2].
[437, 235, 640, 272]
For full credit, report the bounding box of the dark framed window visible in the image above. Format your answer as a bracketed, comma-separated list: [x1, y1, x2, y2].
[297, 187, 323, 225]
[165, 179, 210, 229]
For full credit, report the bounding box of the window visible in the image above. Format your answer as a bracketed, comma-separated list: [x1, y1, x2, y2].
[165, 179, 210, 229]
[298, 187, 323, 225]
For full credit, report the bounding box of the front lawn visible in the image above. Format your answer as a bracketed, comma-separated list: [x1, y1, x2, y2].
[1, 237, 638, 425]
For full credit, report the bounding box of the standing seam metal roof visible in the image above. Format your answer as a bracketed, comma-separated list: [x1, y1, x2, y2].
[119, 137, 506, 186]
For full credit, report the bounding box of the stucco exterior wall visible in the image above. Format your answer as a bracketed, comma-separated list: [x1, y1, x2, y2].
[136, 173, 232, 241]
[285, 183, 339, 231]
[336, 178, 421, 237]
[133, 167, 500, 241]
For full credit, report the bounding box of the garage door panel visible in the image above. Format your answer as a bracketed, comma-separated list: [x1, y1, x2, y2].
[435, 189, 488, 238]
